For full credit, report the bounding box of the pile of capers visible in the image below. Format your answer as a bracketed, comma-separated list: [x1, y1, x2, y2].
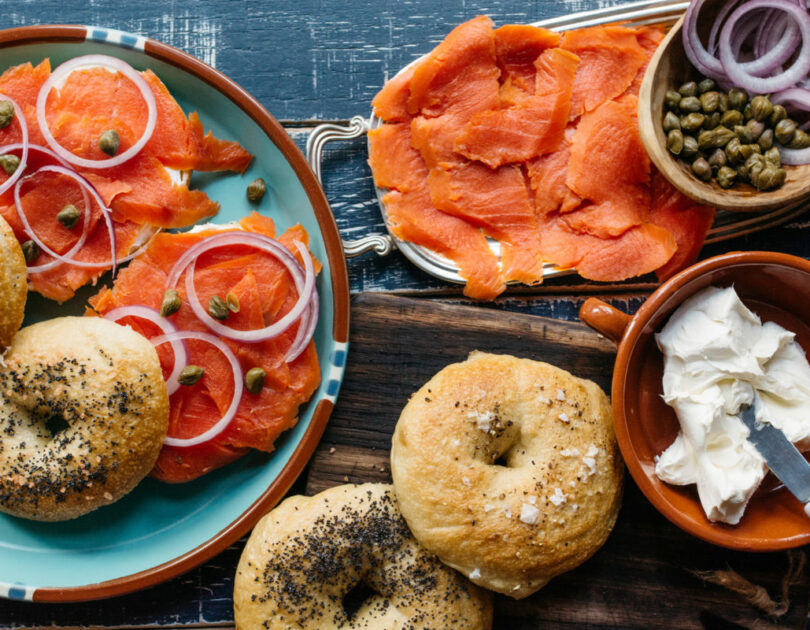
[663, 77, 808, 191]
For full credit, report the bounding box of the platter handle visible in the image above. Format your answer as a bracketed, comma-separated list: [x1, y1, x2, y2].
[306, 116, 395, 258]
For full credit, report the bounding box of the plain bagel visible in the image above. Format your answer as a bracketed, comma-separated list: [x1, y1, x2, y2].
[0, 316, 169, 521]
[391, 352, 623, 598]
[0, 214, 26, 349]
[234, 483, 493, 629]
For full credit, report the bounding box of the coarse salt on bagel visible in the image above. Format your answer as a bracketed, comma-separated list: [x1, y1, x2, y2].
[234, 483, 493, 630]
[0, 214, 26, 349]
[0, 316, 169, 521]
[391, 351, 623, 599]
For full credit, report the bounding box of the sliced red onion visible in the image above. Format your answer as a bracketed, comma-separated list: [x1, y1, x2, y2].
[684, 0, 728, 80]
[150, 330, 244, 448]
[285, 289, 319, 363]
[772, 87, 810, 110]
[14, 164, 118, 274]
[709, 0, 744, 53]
[0, 141, 71, 168]
[102, 305, 188, 396]
[36, 54, 157, 170]
[719, 0, 810, 93]
[0, 95, 28, 197]
[165, 231, 317, 349]
[185, 239, 315, 345]
[777, 145, 810, 163]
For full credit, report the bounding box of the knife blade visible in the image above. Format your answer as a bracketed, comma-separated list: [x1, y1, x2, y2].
[740, 402, 810, 517]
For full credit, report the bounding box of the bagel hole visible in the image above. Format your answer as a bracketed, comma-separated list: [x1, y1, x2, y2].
[342, 581, 376, 620]
[45, 414, 69, 437]
[492, 454, 509, 468]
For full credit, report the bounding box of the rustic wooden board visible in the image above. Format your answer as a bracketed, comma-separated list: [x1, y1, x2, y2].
[307, 293, 809, 630]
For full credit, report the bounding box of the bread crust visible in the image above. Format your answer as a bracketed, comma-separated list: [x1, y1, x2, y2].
[391, 352, 623, 598]
[0, 316, 169, 520]
[234, 483, 493, 629]
[0, 214, 26, 349]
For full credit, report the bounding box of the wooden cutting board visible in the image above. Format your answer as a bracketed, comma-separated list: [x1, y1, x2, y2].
[306, 293, 807, 630]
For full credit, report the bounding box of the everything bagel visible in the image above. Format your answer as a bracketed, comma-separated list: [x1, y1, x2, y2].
[0, 214, 26, 349]
[234, 483, 493, 629]
[0, 316, 169, 521]
[391, 352, 623, 598]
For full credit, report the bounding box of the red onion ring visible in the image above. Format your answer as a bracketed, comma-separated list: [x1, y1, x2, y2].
[165, 231, 317, 349]
[150, 330, 244, 448]
[0, 95, 28, 197]
[285, 289, 319, 363]
[684, 0, 729, 80]
[185, 239, 314, 344]
[719, 0, 810, 94]
[102, 305, 188, 396]
[772, 87, 810, 110]
[14, 165, 118, 274]
[36, 54, 157, 170]
[0, 141, 71, 167]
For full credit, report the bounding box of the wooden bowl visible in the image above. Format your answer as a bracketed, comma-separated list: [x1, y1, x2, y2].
[638, 13, 810, 212]
[580, 251, 810, 551]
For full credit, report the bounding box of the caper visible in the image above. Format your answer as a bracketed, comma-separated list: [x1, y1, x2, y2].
[691, 157, 712, 181]
[681, 112, 705, 132]
[226, 292, 240, 313]
[700, 91, 721, 113]
[720, 109, 743, 127]
[667, 129, 684, 155]
[664, 90, 682, 110]
[707, 148, 726, 172]
[745, 119, 765, 141]
[0, 100, 14, 130]
[717, 92, 729, 113]
[749, 95, 773, 122]
[245, 367, 266, 395]
[725, 137, 744, 163]
[698, 126, 735, 150]
[734, 125, 754, 144]
[160, 289, 181, 317]
[697, 78, 716, 94]
[743, 102, 753, 120]
[98, 129, 120, 156]
[716, 166, 737, 189]
[246, 177, 266, 202]
[178, 365, 205, 386]
[752, 165, 787, 191]
[208, 295, 229, 320]
[21, 239, 39, 264]
[728, 87, 748, 110]
[679, 96, 701, 113]
[743, 153, 766, 182]
[788, 129, 810, 149]
[0, 154, 20, 175]
[764, 147, 782, 167]
[703, 112, 721, 130]
[758, 128, 774, 151]
[57, 204, 80, 230]
[678, 81, 698, 97]
[681, 135, 699, 159]
[663, 111, 681, 132]
[774, 118, 797, 145]
[770, 105, 787, 126]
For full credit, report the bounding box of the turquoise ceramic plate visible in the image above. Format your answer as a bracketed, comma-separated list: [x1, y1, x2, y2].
[0, 25, 349, 602]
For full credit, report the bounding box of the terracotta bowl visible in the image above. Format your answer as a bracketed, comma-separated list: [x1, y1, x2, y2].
[580, 251, 810, 551]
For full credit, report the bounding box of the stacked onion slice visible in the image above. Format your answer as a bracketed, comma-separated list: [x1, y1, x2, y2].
[104, 231, 319, 448]
[683, 0, 810, 163]
[2, 54, 160, 274]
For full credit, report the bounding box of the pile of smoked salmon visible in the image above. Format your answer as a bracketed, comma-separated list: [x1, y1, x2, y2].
[369, 16, 716, 300]
[0, 59, 251, 302]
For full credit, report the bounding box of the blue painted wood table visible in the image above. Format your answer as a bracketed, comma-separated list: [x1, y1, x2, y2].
[1, 0, 810, 628]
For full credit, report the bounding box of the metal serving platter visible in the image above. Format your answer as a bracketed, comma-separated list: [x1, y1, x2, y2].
[308, 0, 810, 286]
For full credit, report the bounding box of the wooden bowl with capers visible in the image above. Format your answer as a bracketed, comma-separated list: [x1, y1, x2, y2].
[638, 13, 810, 212]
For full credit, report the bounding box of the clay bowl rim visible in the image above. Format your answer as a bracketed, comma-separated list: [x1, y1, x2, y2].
[638, 14, 810, 213]
[613, 250, 810, 551]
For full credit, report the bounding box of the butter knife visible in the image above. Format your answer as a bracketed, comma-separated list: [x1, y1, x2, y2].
[740, 402, 810, 518]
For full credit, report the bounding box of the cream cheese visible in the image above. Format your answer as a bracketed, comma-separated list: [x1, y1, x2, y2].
[655, 285, 810, 525]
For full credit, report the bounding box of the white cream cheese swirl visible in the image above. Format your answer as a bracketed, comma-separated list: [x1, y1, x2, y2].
[655, 285, 810, 525]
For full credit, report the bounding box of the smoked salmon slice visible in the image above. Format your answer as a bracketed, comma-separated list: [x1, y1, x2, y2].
[623, 26, 666, 98]
[372, 64, 417, 123]
[495, 25, 561, 99]
[560, 25, 647, 119]
[454, 48, 579, 168]
[0, 59, 252, 302]
[368, 122, 428, 192]
[89, 212, 320, 483]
